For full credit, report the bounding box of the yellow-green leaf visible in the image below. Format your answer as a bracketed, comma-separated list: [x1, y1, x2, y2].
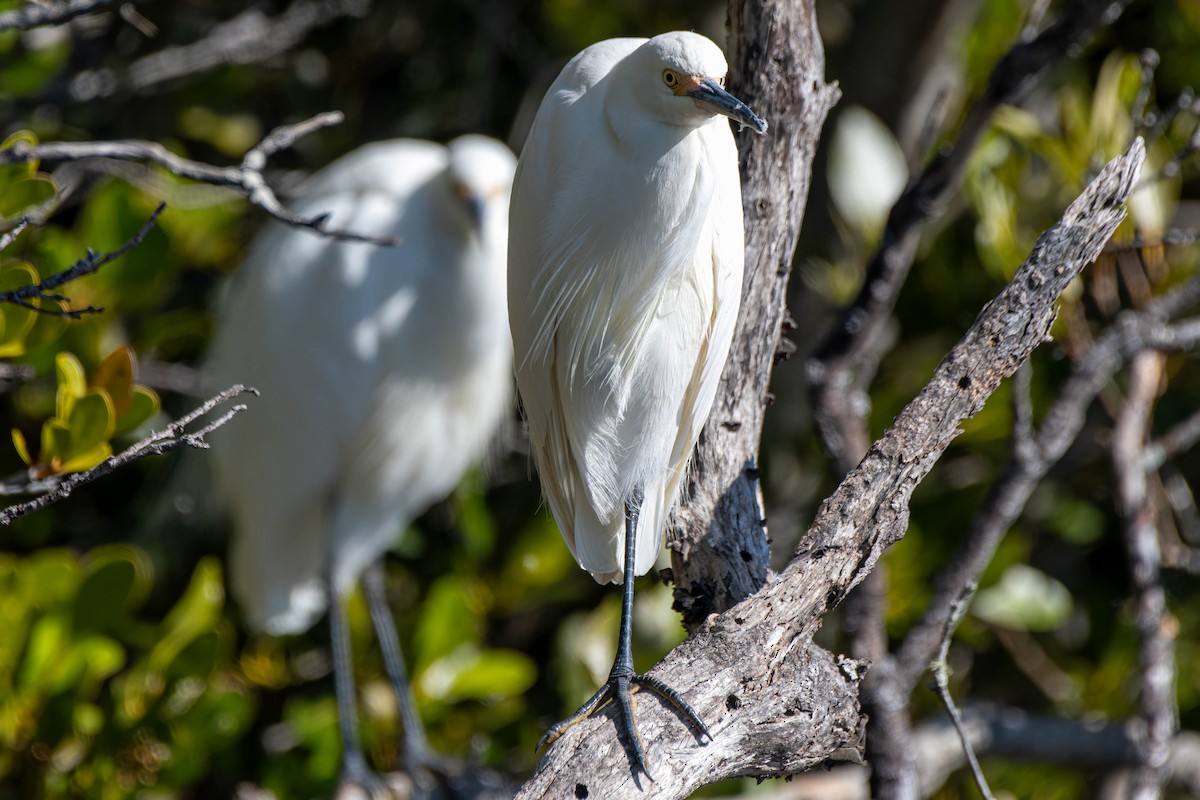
[11, 428, 31, 465]
[0, 131, 39, 175]
[58, 442, 111, 474]
[0, 261, 40, 357]
[93, 346, 135, 417]
[42, 418, 70, 464]
[114, 385, 160, 436]
[66, 389, 115, 453]
[54, 351, 86, 419]
[0, 174, 57, 218]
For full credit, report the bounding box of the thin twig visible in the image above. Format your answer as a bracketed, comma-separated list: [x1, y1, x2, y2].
[66, 0, 370, 101]
[0, 113, 399, 246]
[0, 203, 165, 317]
[0, 0, 116, 32]
[0, 385, 258, 523]
[0, 218, 32, 252]
[1131, 50, 1160, 134]
[1114, 351, 1176, 800]
[931, 584, 995, 800]
[1143, 408, 1200, 470]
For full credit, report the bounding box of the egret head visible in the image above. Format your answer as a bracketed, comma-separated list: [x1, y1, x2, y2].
[444, 135, 517, 230]
[629, 31, 767, 135]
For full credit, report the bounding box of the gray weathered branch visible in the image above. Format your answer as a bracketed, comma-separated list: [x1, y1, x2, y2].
[0, 385, 258, 523]
[1114, 351, 1176, 800]
[67, 0, 370, 101]
[761, 709, 1200, 799]
[0, 0, 117, 32]
[0, 112, 398, 245]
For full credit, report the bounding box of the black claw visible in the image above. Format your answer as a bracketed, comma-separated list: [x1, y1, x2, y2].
[536, 671, 708, 778]
[633, 674, 712, 742]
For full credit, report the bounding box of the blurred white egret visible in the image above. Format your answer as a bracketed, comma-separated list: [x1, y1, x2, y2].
[206, 135, 516, 795]
[508, 31, 766, 773]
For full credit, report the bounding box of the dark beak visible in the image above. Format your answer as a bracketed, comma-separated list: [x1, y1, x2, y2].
[465, 194, 486, 228]
[688, 78, 768, 135]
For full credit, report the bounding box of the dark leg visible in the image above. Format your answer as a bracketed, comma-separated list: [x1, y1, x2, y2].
[329, 567, 389, 797]
[362, 561, 438, 798]
[536, 490, 711, 778]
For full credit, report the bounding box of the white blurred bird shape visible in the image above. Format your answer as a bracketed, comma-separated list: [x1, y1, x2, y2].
[206, 134, 516, 797]
[508, 31, 766, 774]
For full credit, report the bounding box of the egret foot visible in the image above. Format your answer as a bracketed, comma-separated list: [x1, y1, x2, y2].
[336, 752, 393, 800]
[536, 493, 711, 776]
[537, 669, 710, 777]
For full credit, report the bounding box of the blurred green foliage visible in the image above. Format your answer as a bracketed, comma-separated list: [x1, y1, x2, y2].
[0, 0, 1198, 798]
[0, 544, 252, 796]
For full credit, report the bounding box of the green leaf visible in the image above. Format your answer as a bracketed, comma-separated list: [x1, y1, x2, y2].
[113, 385, 160, 436]
[72, 701, 106, 736]
[58, 442, 111, 474]
[0, 261, 38, 356]
[1048, 495, 1107, 545]
[41, 418, 70, 464]
[18, 613, 72, 690]
[973, 564, 1073, 632]
[148, 558, 224, 674]
[66, 389, 115, 453]
[413, 576, 484, 670]
[0, 174, 57, 219]
[0, 131, 40, 174]
[75, 636, 125, 688]
[24, 548, 82, 608]
[11, 428, 31, 465]
[423, 646, 536, 703]
[72, 557, 138, 635]
[54, 351, 86, 420]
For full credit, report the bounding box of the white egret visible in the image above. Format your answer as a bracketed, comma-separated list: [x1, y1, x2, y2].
[507, 31, 766, 773]
[205, 135, 516, 795]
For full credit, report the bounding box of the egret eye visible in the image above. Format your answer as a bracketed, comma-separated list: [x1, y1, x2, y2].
[717, 76, 726, 88]
[662, 69, 679, 88]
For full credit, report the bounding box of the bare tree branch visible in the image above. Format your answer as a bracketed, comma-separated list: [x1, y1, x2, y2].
[763, 710, 1200, 800]
[0, 217, 32, 251]
[0, 0, 117, 32]
[0, 385, 258, 523]
[1113, 351, 1176, 800]
[66, 0, 370, 101]
[0, 112, 400, 245]
[1143, 407, 1200, 470]
[930, 586, 994, 800]
[0, 202, 164, 318]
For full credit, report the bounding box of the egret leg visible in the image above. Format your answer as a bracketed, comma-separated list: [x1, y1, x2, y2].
[536, 490, 711, 777]
[361, 561, 438, 798]
[329, 568, 390, 799]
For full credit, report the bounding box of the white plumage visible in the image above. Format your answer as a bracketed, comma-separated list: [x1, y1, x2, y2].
[509, 32, 762, 584]
[207, 135, 516, 635]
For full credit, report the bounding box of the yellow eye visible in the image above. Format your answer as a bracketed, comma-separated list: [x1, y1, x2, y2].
[717, 76, 726, 88]
[662, 69, 678, 88]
